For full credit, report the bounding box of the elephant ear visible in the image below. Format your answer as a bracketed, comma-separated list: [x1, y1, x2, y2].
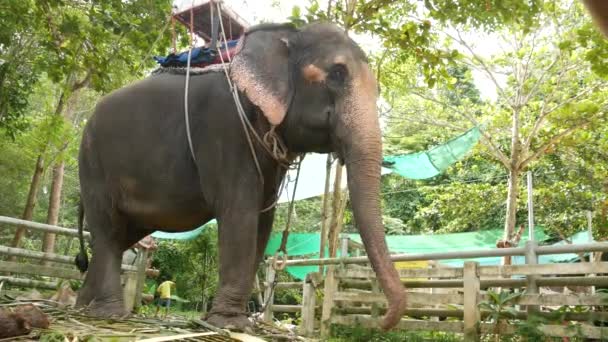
[230, 25, 295, 126]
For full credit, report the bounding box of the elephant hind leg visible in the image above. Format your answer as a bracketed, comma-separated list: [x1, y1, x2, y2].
[76, 205, 144, 317]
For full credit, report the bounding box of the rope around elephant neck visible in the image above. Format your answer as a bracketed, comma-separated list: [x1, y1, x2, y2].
[271, 156, 303, 270]
[212, 2, 300, 270]
[213, 1, 292, 174]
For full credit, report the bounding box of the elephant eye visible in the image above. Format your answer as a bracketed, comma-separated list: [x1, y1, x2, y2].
[328, 64, 348, 86]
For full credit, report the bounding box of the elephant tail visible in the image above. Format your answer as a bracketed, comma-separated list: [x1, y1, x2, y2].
[74, 200, 89, 273]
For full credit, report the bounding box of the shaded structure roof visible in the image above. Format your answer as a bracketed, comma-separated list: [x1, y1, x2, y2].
[174, 0, 249, 41]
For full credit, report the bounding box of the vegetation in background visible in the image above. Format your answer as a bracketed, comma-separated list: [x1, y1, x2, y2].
[1, 1, 608, 340]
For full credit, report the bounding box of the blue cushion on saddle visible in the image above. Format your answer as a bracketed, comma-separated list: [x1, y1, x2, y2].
[154, 40, 240, 67]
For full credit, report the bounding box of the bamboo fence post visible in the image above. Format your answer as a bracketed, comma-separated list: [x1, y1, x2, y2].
[253, 273, 264, 309]
[123, 270, 139, 312]
[263, 262, 276, 322]
[525, 240, 539, 314]
[319, 154, 333, 273]
[300, 272, 317, 336]
[370, 277, 380, 319]
[463, 261, 480, 342]
[327, 164, 344, 258]
[320, 264, 337, 338]
[134, 247, 149, 310]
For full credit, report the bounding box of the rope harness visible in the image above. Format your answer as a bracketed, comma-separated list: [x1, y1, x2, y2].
[182, 1, 299, 272]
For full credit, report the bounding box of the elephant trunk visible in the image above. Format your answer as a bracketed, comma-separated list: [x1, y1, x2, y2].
[344, 144, 406, 330]
[340, 69, 406, 330]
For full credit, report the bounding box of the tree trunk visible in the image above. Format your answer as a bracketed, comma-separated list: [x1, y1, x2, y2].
[504, 167, 520, 237]
[11, 155, 45, 250]
[503, 104, 522, 264]
[11, 88, 68, 251]
[40, 86, 82, 262]
[41, 160, 65, 264]
[327, 164, 344, 258]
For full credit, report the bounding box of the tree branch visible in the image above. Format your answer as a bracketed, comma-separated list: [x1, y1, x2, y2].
[520, 110, 606, 168]
[450, 29, 507, 99]
[522, 82, 606, 155]
[71, 70, 92, 91]
[409, 90, 511, 168]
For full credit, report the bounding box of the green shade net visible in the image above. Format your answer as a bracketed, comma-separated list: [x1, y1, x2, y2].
[347, 228, 549, 267]
[265, 228, 559, 279]
[151, 220, 217, 240]
[263, 233, 346, 280]
[383, 126, 481, 179]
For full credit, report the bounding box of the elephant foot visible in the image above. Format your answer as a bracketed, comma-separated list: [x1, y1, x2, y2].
[85, 299, 129, 318]
[206, 312, 252, 332]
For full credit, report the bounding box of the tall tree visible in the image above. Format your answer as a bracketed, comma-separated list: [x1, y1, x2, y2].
[11, 0, 174, 249]
[382, 1, 608, 240]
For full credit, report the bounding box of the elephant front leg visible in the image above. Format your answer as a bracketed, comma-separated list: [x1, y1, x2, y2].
[207, 210, 259, 330]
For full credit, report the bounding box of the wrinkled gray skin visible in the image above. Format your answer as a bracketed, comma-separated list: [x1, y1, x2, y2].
[75, 22, 406, 330]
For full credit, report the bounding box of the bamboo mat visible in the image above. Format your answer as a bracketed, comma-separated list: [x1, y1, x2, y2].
[0, 296, 307, 342]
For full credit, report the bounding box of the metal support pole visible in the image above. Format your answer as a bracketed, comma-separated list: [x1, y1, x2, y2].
[527, 171, 535, 241]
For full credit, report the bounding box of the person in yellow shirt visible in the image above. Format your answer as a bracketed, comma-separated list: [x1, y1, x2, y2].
[154, 278, 176, 319]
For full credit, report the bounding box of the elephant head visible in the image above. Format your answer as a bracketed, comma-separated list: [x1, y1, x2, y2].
[230, 22, 406, 330]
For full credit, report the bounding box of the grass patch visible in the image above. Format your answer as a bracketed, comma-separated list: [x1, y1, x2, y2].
[328, 325, 462, 342]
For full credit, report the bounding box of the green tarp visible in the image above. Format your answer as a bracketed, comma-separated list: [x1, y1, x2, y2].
[264, 228, 592, 280]
[382, 126, 481, 179]
[263, 233, 345, 281]
[151, 220, 216, 240]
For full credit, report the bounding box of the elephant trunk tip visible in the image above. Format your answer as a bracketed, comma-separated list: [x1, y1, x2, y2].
[380, 289, 407, 331]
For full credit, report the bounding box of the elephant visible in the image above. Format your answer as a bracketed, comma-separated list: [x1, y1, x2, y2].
[74, 22, 406, 330]
[583, 0, 608, 37]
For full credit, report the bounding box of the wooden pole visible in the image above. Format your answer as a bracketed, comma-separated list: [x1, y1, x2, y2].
[320, 265, 337, 338]
[263, 262, 276, 322]
[253, 273, 264, 311]
[133, 247, 149, 310]
[300, 273, 317, 336]
[282, 242, 608, 267]
[463, 261, 480, 341]
[319, 154, 333, 272]
[0, 216, 91, 239]
[0, 276, 57, 290]
[327, 164, 343, 258]
[525, 240, 539, 314]
[527, 171, 535, 241]
[0, 245, 137, 271]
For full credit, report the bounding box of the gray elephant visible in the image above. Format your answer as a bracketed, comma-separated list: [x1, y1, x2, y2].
[583, 0, 608, 37]
[74, 22, 406, 330]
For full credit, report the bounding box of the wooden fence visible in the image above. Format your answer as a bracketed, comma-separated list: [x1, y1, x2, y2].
[4, 215, 607, 339]
[265, 237, 608, 340]
[0, 215, 151, 311]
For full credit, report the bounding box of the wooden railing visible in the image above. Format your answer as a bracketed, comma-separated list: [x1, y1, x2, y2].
[263, 237, 608, 340]
[0, 215, 151, 311]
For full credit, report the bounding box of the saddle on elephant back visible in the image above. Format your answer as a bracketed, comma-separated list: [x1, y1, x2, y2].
[153, 39, 240, 68]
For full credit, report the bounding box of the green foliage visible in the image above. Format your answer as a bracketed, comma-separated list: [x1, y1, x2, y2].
[151, 228, 219, 310]
[373, 0, 608, 237]
[0, 0, 173, 136]
[273, 197, 325, 233]
[329, 324, 461, 342]
[479, 290, 522, 323]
